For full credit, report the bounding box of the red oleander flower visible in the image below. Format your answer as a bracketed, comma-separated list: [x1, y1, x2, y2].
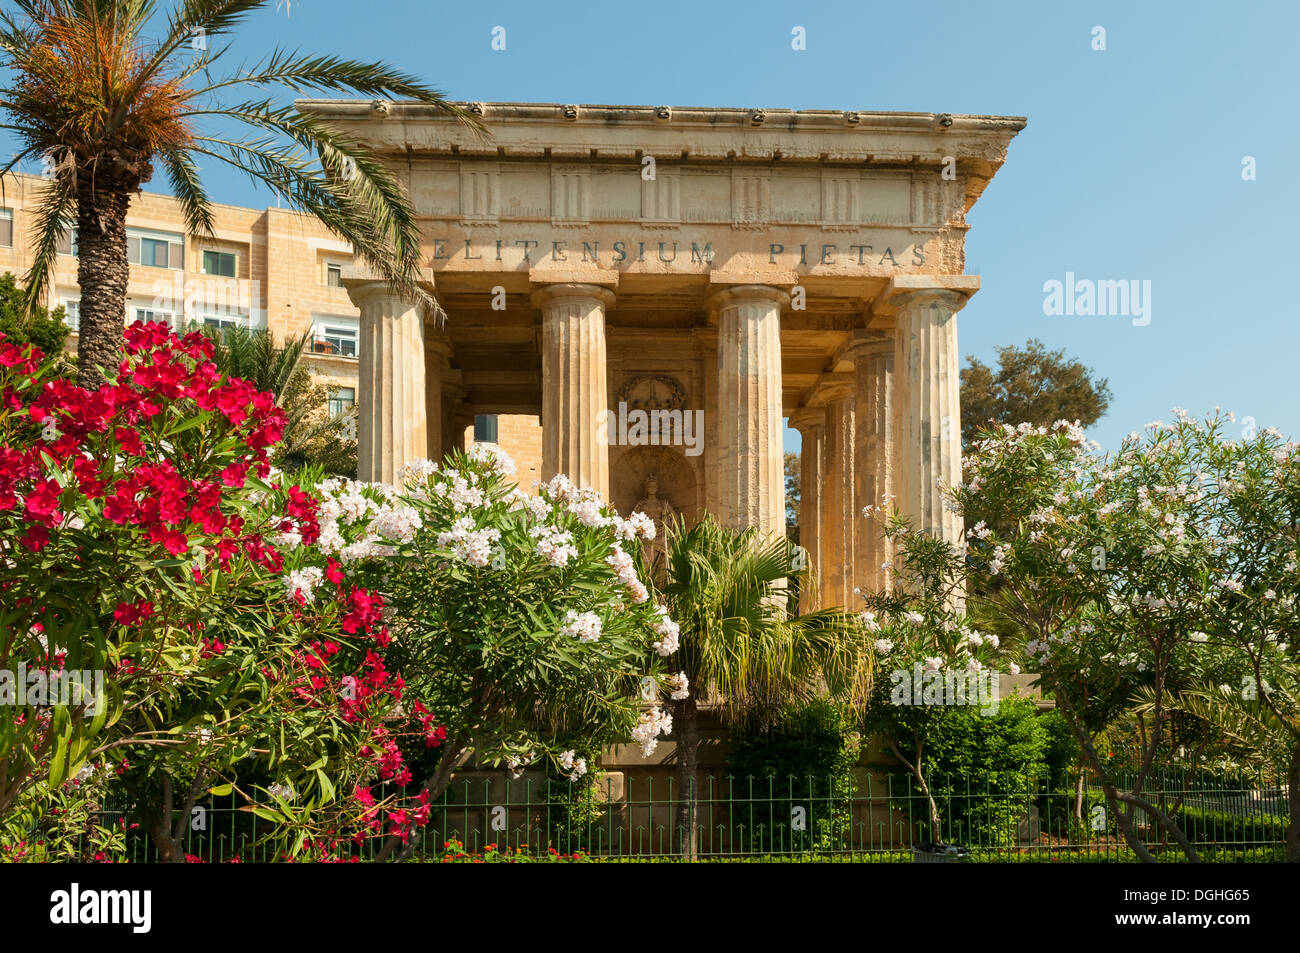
[113, 600, 155, 627]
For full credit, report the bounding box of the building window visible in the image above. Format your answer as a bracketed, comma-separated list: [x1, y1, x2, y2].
[201, 309, 253, 331]
[311, 324, 358, 357]
[134, 308, 174, 327]
[62, 300, 79, 332]
[0, 208, 12, 248]
[203, 250, 237, 277]
[325, 263, 344, 288]
[328, 387, 355, 417]
[127, 230, 183, 269]
[473, 414, 498, 444]
[56, 227, 78, 257]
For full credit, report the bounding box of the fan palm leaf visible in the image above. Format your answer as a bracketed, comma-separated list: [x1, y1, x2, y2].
[0, 0, 484, 384]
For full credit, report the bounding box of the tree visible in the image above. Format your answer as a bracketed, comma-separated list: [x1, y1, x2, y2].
[859, 514, 1014, 845]
[0, 270, 67, 361]
[311, 452, 680, 862]
[961, 339, 1112, 446]
[0, 322, 439, 862]
[0, 0, 482, 385]
[654, 515, 869, 857]
[905, 412, 1292, 862]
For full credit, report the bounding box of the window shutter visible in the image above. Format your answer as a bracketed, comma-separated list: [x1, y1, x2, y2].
[56, 229, 72, 255]
[0, 217, 11, 248]
[169, 242, 184, 269]
[127, 235, 141, 263]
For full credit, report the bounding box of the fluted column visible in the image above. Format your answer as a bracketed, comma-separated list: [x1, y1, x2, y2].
[819, 382, 856, 608]
[709, 285, 788, 537]
[349, 282, 427, 484]
[789, 408, 825, 612]
[534, 283, 614, 498]
[849, 332, 894, 595]
[892, 290, 966, 545]
[424, 336, 449, 468]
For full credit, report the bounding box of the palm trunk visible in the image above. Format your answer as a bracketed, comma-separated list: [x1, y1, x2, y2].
[673, 695, 699, 859]
[75, 171, 138, 387]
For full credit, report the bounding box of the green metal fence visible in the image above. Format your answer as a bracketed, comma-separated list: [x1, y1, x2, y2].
[85, 765, 1289, 862]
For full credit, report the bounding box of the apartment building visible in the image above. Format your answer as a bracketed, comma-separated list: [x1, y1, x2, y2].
[0, 171, 361, 419]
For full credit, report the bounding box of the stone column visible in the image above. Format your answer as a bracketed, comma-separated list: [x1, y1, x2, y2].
[819, 382, 856, 609]
[892, 290, 966, 545]
[424, 336, 449, 467]
[789, 408, 825, 612]
[849, 332, 894, 595]
[709, 285, 788, 537]
[349, 281, 427, 484]
[534, 283, 614, 498]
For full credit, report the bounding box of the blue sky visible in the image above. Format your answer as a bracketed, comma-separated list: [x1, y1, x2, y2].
[8, 0, 1298, 453]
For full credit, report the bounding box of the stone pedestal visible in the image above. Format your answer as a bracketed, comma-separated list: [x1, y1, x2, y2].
[709, 285, 788, 538]
[534, 283, 614, 498]
[349, 281, 428, 484]
[849, 332, 894, 595]
[892, 290, 966, 546]
[789, 408, 825, 612]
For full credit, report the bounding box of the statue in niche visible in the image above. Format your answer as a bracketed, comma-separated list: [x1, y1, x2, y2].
[633, 474, 675, 575]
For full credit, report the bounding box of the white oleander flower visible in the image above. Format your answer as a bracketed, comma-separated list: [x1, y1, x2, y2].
[283, 566, 325, 604]
[666, 671, 690, 701]
[559, 609, 603, 643]
[651, 607, 680, 656]
[631, 707, 673, 758]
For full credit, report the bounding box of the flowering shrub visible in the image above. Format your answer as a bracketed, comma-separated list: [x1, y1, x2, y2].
[0, 325, 435, 861]
[305, 447, 683, 859]
[864, 412, 1300, 862]
[857, 503, 1014, 843]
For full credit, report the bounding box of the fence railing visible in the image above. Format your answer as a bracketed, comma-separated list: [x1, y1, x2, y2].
[81, 766, 1289, 862]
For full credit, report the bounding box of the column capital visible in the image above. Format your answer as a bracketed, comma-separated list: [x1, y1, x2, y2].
[530, 282, 617, 311]
[705, 283, 791, 316]
[341, 264, 437, 302]
[807, 372, 855, 406]
[839, 329, 894, 363]
[876, 274, 979, 316]
[788, 407, 826, 434]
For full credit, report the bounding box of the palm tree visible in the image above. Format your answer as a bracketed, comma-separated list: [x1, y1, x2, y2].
[197, 322, 351, 471]
[199, 321, 305, 396]
[0, 0, 482, 385]
[652, 515, 870, 857]
[1153, 673, 1300, 863]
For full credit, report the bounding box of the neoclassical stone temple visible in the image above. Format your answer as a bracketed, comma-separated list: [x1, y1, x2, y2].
[300, 100, 1024, 607]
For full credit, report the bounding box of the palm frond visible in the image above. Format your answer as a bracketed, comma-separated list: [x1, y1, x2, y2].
[134, 0, 266, 96]
[188, 130, 431, 311]
[20, 174, 76, 316]
[186, 49, 482, 130]
[158, 147, 215, 237]
[1137, 682, 1293, 765]
[656, 514, 870, 724]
